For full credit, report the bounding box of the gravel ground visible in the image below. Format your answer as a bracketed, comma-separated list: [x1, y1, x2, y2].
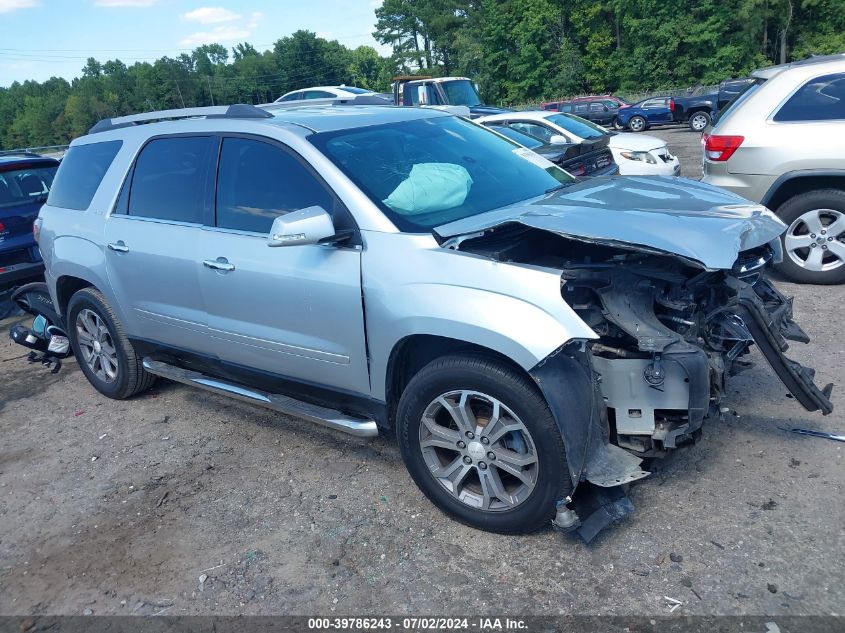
[0, 128, 843, 618]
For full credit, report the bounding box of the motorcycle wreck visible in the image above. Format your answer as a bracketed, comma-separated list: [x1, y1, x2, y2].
[8, 281, 73, 373]
[437, 182, 834, 541]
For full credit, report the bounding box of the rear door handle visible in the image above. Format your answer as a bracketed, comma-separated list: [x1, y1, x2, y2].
[203, 258, 235, 272]
[107, 241, 129, 253]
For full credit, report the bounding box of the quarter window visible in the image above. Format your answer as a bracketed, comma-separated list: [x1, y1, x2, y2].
[128, 136, 214, 224]
[47, 140, 121, 211]
[215, 137, 334, 234]
[774, 73, 845, 122]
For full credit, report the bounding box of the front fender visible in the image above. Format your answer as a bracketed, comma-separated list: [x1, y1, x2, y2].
[362, 232, 598, 401]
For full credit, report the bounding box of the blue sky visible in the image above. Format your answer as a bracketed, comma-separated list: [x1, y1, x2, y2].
[0, 0, 388, 87]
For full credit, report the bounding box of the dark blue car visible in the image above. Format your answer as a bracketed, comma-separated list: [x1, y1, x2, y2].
[0, 153, 59, 290]
[615, 97, 676, 132]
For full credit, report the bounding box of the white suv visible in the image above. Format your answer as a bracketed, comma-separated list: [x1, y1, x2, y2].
[702, 54, 845, 284]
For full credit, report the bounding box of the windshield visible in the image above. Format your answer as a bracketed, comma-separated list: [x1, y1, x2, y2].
[713, 79, 765, 126]
[440, 80, 482, 107]
[0, 164, 57, 208]
[309, 116, 574, 232]
[545, 113, 607, 139]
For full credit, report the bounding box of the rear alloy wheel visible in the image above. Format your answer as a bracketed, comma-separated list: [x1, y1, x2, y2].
[628, 116, 647, 132]
[688, 111, 711, 132]
[612, 117, 624, 131]
[396, 355, 572, 534]
[775, 189, 845, 284]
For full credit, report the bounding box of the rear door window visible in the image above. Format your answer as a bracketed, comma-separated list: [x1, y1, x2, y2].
[214, 137, 334, 234]
[510, 121, 556, 143]
[303, 90, 334, 99]
[774, 73, 845, 122]
[127, 136, 214, 224]
[47, 141, 121, 210]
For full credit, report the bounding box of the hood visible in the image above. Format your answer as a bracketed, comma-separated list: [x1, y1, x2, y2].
[607, 132, 665, 153]
[435, 176, 786, 270]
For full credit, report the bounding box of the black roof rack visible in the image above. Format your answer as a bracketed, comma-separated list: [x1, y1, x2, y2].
[88, 103, 273, 134]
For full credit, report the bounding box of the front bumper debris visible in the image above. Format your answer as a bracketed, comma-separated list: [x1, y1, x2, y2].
[727, 277, 833, 415]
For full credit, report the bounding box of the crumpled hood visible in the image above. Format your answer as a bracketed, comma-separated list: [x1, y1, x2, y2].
[435, 176, 787, 270]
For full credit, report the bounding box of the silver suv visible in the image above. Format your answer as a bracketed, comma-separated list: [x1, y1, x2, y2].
[37, 101, 832, 541]
[702, 54, 845, 284]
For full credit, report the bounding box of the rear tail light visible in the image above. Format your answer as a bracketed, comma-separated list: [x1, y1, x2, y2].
[668, 98, 675, 112]
[569, 163, 587, 176]
[704, 135, 744, 161]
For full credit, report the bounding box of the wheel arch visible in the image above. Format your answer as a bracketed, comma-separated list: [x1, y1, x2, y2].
[762, 170, 845, 212]
[384, 334, 528, 427]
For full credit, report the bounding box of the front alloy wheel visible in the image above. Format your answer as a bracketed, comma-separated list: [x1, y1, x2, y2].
[396, 355, 572, 534]
[419, 390, 538, 511]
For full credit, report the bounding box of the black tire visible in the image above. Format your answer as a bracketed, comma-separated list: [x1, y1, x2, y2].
[628, 115, 647, 132]
[396, 355, 572, 534]
[611, 117, 624, 131]
[774, 189, 845, 285]
[67, 287, 156, 398]
[688, 110, 711, 132]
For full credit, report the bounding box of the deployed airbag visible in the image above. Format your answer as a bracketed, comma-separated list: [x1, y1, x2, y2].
[384, 163, 472, 215]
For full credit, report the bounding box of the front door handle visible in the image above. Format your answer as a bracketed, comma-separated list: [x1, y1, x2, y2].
[203, 258, 235, 272]
[107, 241, 129, 253]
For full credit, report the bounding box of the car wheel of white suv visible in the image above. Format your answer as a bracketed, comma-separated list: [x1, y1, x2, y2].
[775, 189, 845, 285]
[67, 287, 157, 398]
[396, 354, 572, 534]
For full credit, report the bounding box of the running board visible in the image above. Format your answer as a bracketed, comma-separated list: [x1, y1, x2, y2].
[141, 358, 379, 438]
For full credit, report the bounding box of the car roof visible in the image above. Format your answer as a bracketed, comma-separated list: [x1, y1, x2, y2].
[476, 111, 552, 123]
[0, 154, 59, 167]
[264, 103, 449, 132]
[752, 53, 845, 79]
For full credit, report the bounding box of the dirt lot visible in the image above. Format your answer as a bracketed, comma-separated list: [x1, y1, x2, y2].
[0, 127, 843, 618]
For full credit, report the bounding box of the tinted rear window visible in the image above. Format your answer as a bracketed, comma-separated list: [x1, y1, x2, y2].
[47, 141, 122, 210]
[0, 164, 57, 208]
[774, 73, 845, 122]
[128, 136, 214, 224]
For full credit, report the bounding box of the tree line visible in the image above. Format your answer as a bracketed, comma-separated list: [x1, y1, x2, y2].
[1, 0, 843, 149]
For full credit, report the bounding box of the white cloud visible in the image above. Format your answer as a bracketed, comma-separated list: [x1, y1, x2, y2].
[180, 25, 251, 46]
[182, 6, 240, 24]
[94, 0, 158, 6]
[246, 11, 262, 29]
[0, 0, 38, 13]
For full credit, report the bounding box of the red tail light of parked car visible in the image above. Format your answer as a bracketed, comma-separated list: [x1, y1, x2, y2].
[704, 135, 745, 161]
[668, 98, 675, 112]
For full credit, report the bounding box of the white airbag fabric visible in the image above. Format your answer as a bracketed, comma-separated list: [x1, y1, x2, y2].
[384, 163, 473, 215]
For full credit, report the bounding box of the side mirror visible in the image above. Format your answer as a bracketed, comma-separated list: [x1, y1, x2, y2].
[268, 206, 336, 247]
[549, 134, 570, 145]
[603, 105, 610, 112]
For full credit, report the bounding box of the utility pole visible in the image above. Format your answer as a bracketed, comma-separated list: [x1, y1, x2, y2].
[207, 75, 215, 106]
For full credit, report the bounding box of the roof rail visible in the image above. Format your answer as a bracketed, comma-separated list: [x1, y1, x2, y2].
[88, 103, 273, 135]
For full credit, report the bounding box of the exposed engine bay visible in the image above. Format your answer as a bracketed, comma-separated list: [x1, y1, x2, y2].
[456, 224, 834, 457]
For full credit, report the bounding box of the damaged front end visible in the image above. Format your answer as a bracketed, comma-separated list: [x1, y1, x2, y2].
[447, 220, 833, 541]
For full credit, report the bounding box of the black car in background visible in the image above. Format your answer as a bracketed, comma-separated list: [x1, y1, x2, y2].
[483, 122, 618, 178]
[0, 153, 59, 290]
